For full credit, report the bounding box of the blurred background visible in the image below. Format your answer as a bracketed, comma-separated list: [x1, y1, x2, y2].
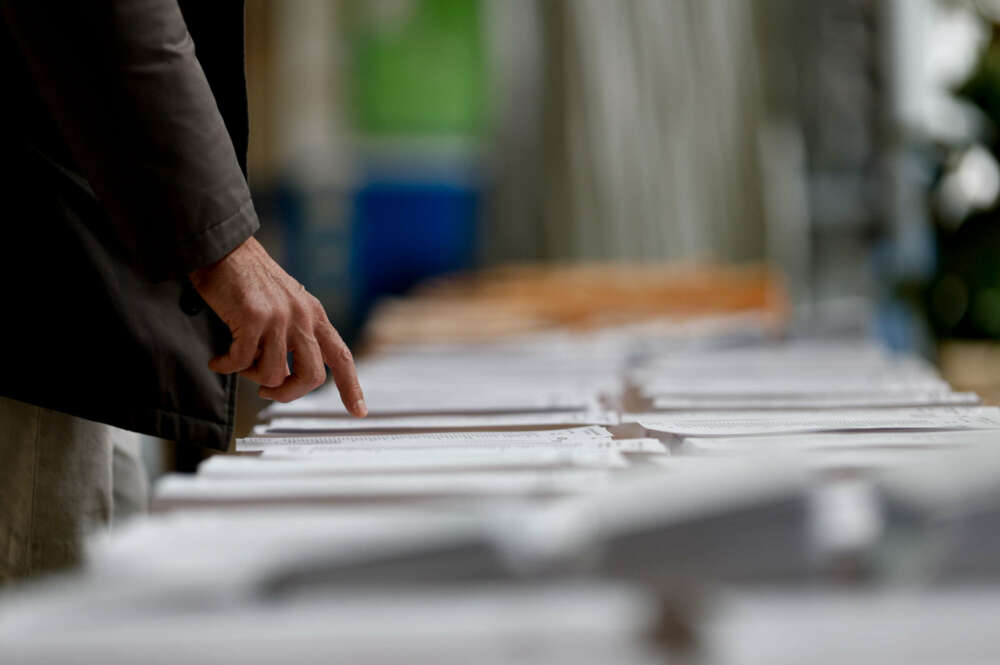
[241, 0, 985, 350]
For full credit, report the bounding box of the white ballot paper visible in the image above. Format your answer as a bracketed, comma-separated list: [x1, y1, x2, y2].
[661, 445, 951, 473]
[84, 508, 488, 589]
[0, 583, 656, 665]
[638, 344, 922, 371]
[681, 429, 1000, 455]
[707, 588, 1000, 665]
[651, 391, 980, 411]
[630, 407, 1000, 438]
[153, 469, 611, 508]
[236, 426, 614, 451]
[634, 354, 947, 396]
[261, 386, 599, 418]
[198, 448, 628, 477]
[258, 410, 620, 434]
[258, 438, 667, 456]
[637, 375, 950, 397]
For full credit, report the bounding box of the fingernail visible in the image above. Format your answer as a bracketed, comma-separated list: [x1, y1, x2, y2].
[353, 399, 368, 417]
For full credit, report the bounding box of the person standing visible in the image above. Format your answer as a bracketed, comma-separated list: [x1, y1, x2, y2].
[0, 0, 366, 582]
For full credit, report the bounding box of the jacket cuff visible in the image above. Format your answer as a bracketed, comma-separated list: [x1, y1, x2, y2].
[170, 198, 260, 277]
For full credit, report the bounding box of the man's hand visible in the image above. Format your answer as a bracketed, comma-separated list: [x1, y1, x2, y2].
[189, 237, 367, 416]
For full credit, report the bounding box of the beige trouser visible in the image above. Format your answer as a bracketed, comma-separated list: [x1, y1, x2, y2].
[0, 396, 148, 583]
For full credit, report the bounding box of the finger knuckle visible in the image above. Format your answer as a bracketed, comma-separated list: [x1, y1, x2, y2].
[309, 369, 326, 388]
[272, 302, 292, 325]
[337, 345, 354, 364]
[308, 295, 327, 318]
[244, 302, 269, 321]
[263, 371, 285, 387]
[289, 301, 309, 323]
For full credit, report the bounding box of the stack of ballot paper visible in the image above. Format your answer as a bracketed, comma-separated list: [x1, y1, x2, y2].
[238, 428, 666, 453]
[149, 333, 668, 510]
[82, 507, 501, 590]
[20, 272, 1000, 664]
[130, 460, 817, 602]
[154, 468, 616, 509]
[621, 342, 1000, 474]
[631, 343, 963, 407]
[873, 442, 1000, 580]
[264, 345, 625, 419]
[678, 430, 1000, 456]
[255, 410, 622, 435]
[251, 344, 626, 437]
[631, 407, 1000, 439]
[153, 335, 1000, 524]
[631, 409, 1000, 471]
[706, 588, 1000, 665]
[0, 582, 662, 665]
[153, 430, 666, 511]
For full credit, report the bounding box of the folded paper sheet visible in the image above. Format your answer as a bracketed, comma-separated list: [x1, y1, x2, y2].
[630, 407, 1000, 438]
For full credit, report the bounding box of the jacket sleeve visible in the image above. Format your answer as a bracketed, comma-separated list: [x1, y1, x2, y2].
[2, 0, 259, 280]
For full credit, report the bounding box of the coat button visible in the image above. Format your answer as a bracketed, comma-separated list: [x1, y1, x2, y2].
[180, 282, 205, 316]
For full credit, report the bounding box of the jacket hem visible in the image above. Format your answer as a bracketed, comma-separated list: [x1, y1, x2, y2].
[0, 387, 236, 451]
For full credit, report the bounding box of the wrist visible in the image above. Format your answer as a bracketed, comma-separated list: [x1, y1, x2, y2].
[189, 236, 258, 288]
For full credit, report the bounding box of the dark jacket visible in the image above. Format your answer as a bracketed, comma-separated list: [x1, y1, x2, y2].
[0, 0, 259, 449]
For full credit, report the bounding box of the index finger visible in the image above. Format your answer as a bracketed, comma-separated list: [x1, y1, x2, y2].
[316, 321, 366, 417]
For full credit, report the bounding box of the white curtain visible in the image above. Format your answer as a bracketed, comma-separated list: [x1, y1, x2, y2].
[486, 0, 771, 263]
